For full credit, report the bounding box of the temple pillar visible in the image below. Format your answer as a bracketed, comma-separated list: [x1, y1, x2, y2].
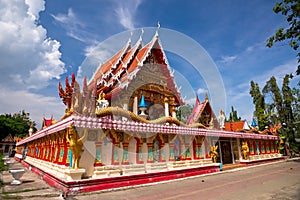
[205, 137, 210, 159]
[237, 138, 242, 160]
[169, 143, 175, 161]
[230, 138, 235, 164]
[142, 142, 148, 164]
[218, 140, 222, 163]
[164, 97, 169, 117]
[133, 96, 138, 115]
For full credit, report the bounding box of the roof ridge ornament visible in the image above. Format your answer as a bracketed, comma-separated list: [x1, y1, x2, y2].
[155, 22, 160, 37]
[128, 31, 133, 44]
[139, 28, 144, 41]
[205, 93, 209, 101]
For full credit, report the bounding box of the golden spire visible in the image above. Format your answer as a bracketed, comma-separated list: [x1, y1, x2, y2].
[205, 92, 209, 101]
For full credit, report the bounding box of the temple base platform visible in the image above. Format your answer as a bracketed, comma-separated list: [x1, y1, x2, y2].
[240, 153, 284, 165]
[15, 155, 220, 197]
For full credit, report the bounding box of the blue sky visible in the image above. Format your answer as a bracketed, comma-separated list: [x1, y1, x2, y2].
[0, 0, 298, 128]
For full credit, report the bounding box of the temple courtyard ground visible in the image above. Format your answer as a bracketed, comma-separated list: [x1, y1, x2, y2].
[1, 158, 299, 200]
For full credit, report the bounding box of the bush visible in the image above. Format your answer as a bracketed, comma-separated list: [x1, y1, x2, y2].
[0, 153, 8, 172]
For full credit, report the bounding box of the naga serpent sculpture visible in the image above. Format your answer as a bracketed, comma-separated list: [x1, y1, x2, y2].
[95, 106, 207, 129]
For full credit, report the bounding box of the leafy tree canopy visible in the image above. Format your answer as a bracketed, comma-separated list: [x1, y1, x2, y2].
[0, 110, 36, 141]
[227, 106, 241, 122]
[177, 104, 193, 123]
[267, 0, 300, 75]
[250, 81, 268, 130]
[250, 75, 300, 154]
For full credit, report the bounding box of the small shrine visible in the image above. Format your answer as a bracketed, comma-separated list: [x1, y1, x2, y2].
[14, 27, 282, 196]
[0, 134, 16, 156]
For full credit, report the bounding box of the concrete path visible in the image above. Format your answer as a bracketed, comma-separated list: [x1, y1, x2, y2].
[0, 157, 61, 199]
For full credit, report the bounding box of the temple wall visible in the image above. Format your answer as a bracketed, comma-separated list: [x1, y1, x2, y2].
[81, 140, 96, 177]
[15, 122, 282, 181]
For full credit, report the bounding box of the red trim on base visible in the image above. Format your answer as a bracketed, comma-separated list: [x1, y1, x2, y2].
[17, 159, 219, 197]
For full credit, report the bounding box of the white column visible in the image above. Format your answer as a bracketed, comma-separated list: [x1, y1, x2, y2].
[133, 96, 138, 115]
[218, 140, 222, 164]
[230, 138, 235, 164]
[237, 138, 242, 161]
[164, 98, 169, 117]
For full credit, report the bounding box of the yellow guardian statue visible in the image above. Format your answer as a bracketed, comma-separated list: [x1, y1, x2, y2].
[209, 145, 218, 163]
[66, 124, 87, 169]
[241, 141, 250, 160]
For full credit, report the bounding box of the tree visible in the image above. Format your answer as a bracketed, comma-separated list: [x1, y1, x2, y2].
[0, 110, 36, 140]
[291, 87, 300, 140]
[177, 105, 193, 123]
[249, 81, 268, 130]
[260, 75, 299, 155]
[227, 106, 241, 122]
[267, 0, 300, 75]
[263, 76, 284, 123]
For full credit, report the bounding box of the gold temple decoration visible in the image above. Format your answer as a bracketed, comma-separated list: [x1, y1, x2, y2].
[241, 141, 250, 160]
[66, 124, 87, 169]
[209, 145, 218, 163]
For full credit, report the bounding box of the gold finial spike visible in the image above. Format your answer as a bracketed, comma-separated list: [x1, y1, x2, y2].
[205, 92, 209, 101]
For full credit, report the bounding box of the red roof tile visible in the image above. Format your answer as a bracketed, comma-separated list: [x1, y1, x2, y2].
[224, 121, 245, 131]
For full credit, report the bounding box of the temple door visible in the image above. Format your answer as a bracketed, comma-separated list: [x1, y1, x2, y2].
[221, 141, 232, 164]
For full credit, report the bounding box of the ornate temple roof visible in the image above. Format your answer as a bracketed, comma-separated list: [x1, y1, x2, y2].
[87, 29, 183, 104]
[224, 121, 250, 132]
[186, 94, 217, 127]
[1, 133, 15, 143]
[186, 96, 203, 125]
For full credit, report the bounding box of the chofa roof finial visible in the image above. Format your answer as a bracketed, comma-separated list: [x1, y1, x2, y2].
[155, 21, 160, 37]
[139, 28, 144, 41]
[205, 92, 209, 101]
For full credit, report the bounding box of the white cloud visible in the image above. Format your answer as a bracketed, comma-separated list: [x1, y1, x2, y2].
[253, 59, 298, 86]
[114, 0, 142, 30]
[0, 0, 65, 90]
[219, 55, 237, 64]
[25, 0, 45, 20]
[184, 97, 196, 106]
[51, 8, 98, 44]
[0, 0, 66, 129]
[224, 59, 298, 123]
[196, 87, 207, 95]
[0, 86, 65, 129]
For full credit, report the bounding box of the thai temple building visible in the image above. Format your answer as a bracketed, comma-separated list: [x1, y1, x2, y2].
[14, 28, 283, 196]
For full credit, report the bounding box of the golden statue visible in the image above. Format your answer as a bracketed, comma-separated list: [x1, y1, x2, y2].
[66, 124, 87, 169]
[278, 138, 285, 154]
[241, 141, 250, 160]
[209, 145, 218, 163]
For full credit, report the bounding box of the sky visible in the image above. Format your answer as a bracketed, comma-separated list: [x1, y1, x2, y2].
[0, 0, 298, 129]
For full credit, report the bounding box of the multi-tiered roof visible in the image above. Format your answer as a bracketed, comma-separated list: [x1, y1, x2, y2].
[88, 29, 183, 104]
